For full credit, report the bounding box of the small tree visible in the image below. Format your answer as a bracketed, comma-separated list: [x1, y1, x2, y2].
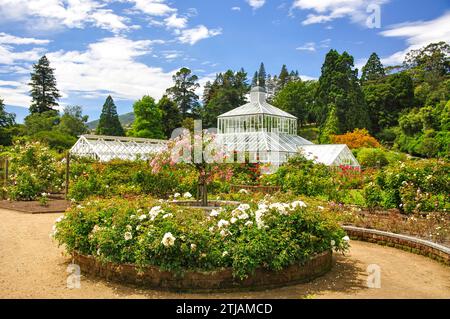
[150, 130, 232, 206]
[96, 95, 124, 136]
[166, 68, 200, 117]
[29, 55, 61, 113]
[128, 95, 165, 139]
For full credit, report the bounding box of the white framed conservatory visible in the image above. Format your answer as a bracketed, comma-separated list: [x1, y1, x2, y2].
[70, 134, 167, 162]
[217, 86, 360, 168]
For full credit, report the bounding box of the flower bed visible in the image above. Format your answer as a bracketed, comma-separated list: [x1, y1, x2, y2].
[53, 196, 348, 284]
[72, 250, 332, 292]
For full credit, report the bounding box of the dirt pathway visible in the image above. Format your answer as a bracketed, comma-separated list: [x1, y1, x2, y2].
[0, 208, 449, 299]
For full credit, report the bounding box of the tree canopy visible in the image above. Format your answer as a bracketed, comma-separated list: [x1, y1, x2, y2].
[29, 55, 61, 114]
[96, 95, 125, 136]
[128, 95, 165, 139]
[166, 67, 200, 117]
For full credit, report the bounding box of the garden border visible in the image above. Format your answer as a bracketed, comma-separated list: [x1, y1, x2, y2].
[72, 250, 332, 292]
[343, 225, 450, 266]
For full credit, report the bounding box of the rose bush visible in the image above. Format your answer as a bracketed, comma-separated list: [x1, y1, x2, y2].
[6, 141, 63, 200]
[53, 196, 348, 279]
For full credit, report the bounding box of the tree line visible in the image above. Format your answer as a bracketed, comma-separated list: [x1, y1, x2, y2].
[1, 41, 448, 158]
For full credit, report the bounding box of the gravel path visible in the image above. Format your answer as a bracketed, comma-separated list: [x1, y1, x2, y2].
[0, 208, 449, 299]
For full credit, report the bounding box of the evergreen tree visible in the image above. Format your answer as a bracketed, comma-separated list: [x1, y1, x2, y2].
[251, 71, 259, 87]
[278, 64, 290, 89]
[200, 69, 249, 128]
[272, 80, 316, 127]
[58, 105, 88, 137]
[319, 103, 339, 143]
[128, 95, 165, 139]
[96, 95, 124, 136]
[258, 63, 266, 88]
[158, 95, 182, 138]
[0, 97, 15, 128]
[29, 55, 61, 113]
[316, 49, 370, 134]
[361, 52, 385, 82]
[0, 98, 16, 146]
[166, 67, 200, 117]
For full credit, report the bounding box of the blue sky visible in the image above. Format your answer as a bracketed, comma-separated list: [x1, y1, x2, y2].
[0, 0, 449, 123]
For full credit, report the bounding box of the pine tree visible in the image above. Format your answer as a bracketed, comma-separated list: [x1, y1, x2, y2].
[316, 49, 370, 134]
[278, 64, 290, 88]
[166, 68, 200, 117]
[29, 55, 61, 114]
[361, 52, 385, 82]
[158, 95, 182, 138]
[251, 71, 259, 87]
[96, 95, 124, 136]
[258, 63, 266, 88]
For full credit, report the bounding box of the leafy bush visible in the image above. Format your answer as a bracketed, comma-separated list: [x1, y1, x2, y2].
[374, 159, 450, 212]
[331, 128, 380, 149]
[357, 148, 389, 168]
[7, 141, 63, 200]
[53, 196, 348, 279]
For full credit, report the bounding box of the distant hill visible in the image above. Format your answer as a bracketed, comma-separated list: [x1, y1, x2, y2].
[86, 112, 135, 130]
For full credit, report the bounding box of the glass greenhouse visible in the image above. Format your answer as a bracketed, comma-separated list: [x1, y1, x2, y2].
[70, 134, 167, 162]
[217, 86, 360, 168]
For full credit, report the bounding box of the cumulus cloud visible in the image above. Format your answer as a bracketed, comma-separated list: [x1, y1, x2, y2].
[292, 0, 388, 26]
[0, 33, 51, 45]
[0, 79, 30, 107]
[44, 37, 176, 102]
[164, 13, 188, 29]
[379, 11, 450, 65]
[246, 0, 266, 10]
[127, 0, 177, 16]
[178, 25, 222, 45]
[0, 0, 130, 33]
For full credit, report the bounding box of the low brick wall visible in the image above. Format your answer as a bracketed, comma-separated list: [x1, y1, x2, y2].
[73, 250, 332, 292]
[343, 226, 450, 266]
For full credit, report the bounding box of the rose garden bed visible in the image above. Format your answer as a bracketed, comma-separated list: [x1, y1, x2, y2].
[53, 196, 348, 290]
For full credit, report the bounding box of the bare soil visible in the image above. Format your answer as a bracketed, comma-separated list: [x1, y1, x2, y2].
[0, 199, 70, 214]
[0, 208, 449, 299]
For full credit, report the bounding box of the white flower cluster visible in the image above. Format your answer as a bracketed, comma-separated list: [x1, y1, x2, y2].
[161, 232, 176, 247]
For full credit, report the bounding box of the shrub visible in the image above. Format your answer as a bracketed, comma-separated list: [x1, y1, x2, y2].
[357, 148, 389, 168]
[7, 141, 63, 200]
[53, 196, 348, 279]
[362, 182, 383, 209]
[331, 128, 380, 149]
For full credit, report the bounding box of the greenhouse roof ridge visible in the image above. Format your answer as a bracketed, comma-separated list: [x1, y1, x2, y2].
[218, 86, 297, 119]
[80, 134, 167, 144]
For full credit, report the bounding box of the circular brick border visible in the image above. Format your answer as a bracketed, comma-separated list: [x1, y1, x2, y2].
[72, 250, 332, 292]
[343, 225, 450, 266]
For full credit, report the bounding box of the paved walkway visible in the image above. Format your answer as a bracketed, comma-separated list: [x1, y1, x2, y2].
[0, 208, 449, 299]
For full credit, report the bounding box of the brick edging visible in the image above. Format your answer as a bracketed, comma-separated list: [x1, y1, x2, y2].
[72, 250, 332, 292]
[343, 225, 450, 266]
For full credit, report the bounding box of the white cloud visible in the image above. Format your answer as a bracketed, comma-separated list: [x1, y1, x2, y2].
[0, 36, 177, 108]
[164, 13, 188, 29]
[128, 0, 176, 16]
[299, 74, 317, 81]
[0, 33, 50, 45]
[296, 39, 330, 52]
[379, 12, 450, 65]
[178, 25, 222, 45]
[0, 0, 130, 33]
[292, 0, 388, 26]
[0, 79, 30, 107]
[231, 7, 241, 11]
[296, 42, 316, 51]
[246, 0, 266, 10]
